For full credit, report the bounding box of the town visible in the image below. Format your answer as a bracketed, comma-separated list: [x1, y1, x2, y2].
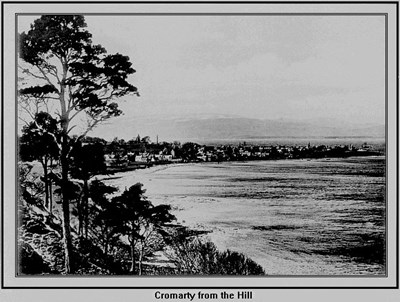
[80, 135, 383, 172]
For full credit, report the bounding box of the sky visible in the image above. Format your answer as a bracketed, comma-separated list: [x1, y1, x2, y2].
[18, 14, 386, 138]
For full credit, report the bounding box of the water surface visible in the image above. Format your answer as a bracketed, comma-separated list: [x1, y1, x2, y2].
[102, 156, 385, 275]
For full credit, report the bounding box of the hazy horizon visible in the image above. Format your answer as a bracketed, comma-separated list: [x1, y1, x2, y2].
[18, 14, 386, 140]
[86, 114, 385, 142]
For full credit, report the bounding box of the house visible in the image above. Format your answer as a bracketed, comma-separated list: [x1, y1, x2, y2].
[135, 153, 150, 162]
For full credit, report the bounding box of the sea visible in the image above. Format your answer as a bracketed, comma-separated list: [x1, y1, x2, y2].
[100, 155, 386, 276]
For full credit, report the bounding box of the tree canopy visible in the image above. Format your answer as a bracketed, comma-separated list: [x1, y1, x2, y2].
[18, 15, 139, 273]
[19, 111, 60, 163]
[111, 183, 176, 274]
[19, 15, 138, 133]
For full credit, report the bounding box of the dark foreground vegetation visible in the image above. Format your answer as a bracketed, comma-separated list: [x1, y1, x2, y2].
[19, 162, 265, 275]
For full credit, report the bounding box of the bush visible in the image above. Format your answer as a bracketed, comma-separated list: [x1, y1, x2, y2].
[216, 249, 265, 275]
[165, 228, 265, 275]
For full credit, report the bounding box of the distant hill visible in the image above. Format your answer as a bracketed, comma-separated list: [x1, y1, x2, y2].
[91, 115, 385, 142]
[171, 117, 385, 140]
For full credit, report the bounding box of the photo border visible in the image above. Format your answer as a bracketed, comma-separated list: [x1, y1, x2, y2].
[1, 0, 398, 290]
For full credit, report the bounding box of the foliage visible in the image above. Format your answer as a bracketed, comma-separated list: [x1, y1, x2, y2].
[110, 183, 176, 274]
[19, 15, 138, 128]
[69, 141, 108, 237]
[19, 112, 59, 161]
[18, 162, 45, 205]
[20, 112, 60, 211]
[165, 228, 265, 275]
[18, 242, 52, 274]
[87, 180, 120, 262]
[18, 166, 266, 275]
[18, 172, 65, 275]
[216, 250, 265, 275]
[19, 15, 138, 273]
[181, 142, 201, 160]
[69, 141, 107, 179]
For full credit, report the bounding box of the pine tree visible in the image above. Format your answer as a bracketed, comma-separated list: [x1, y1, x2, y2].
[19, 15, 138, 273]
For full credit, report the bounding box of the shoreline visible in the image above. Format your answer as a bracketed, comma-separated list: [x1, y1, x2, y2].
[99, 156, 385, 275]
[102, 153, 385, 176]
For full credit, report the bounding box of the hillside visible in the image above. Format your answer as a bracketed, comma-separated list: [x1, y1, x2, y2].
[93, 115, 385, 142]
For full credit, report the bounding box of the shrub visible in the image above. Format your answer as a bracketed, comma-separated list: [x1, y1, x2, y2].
[216, 249, 265, 275]
[165, 228, 265, 275]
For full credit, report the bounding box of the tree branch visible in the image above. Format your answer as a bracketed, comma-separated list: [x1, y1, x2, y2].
[19, 65, 48, 82]
[18, 116, 31, 127]
[36, 65, 59, 90]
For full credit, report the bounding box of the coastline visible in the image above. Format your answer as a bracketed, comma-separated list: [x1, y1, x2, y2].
[100, 154, 385, 178]
[99, 155, 386, 275]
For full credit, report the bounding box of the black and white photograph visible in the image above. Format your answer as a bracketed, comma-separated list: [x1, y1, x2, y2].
[1, 0, 399, 294]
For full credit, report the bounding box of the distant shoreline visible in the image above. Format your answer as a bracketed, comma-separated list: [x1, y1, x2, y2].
[192, 137, 385, 146]
[103, 153, 385, 176]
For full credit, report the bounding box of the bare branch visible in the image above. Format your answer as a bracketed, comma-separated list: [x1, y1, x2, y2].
[18, 91, 58, 122]
[19, 101, 36, 121]
[68, 87, 74, 112]
[36, 65, 59, 89]
[19, 96, 40, 120]
[18, 116, 31, 127]
[68, 111, 80, 123]
[19, 65, 48, 82]
[66, 125, 77, 134]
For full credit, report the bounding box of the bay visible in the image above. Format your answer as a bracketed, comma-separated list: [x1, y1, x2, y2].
[100, 156, 385, 275]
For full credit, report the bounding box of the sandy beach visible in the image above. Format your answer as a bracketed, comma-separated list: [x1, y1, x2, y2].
[99, 157, 385, 275]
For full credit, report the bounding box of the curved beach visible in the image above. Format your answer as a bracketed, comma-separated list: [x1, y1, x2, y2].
[99, 157, 385, 275]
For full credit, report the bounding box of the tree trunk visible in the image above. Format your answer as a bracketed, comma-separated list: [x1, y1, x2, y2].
[49, 158, 53, 214]
[103, 238, 108, 256]
[77, 195, 82, 237]
[130, 238, 136, 274]
[48, 181, 53, 213]
[83, 178, 89, 239]
[61, 134, 74, 274]
[58, 59, 74, 274]
[138, 245, 144, 276]
[48, 175, 53, 214]
[41, 159, 49, 209]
